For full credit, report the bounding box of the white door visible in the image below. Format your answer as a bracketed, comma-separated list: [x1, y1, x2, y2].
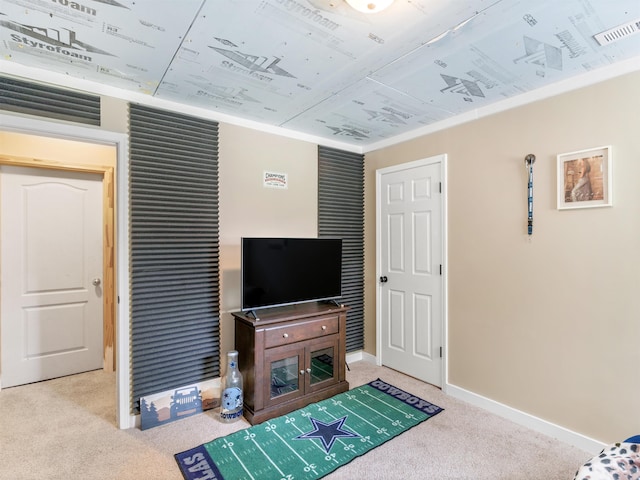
[377, 157, 444, 387]
[1, 166, 104, 388]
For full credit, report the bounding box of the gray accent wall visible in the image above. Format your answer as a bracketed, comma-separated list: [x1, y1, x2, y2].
[129, 103, 220, 412]
[0, 76, 100, 126]
[318, 146, 365, 352]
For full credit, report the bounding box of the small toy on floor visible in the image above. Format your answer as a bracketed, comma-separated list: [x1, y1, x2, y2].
[574, 436, 640, 480]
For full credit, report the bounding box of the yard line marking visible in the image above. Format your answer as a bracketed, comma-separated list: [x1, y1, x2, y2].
[313, 397, 384, 445]
[318, 400, 371, 442]
[223, 438, 255, 480]
[353, 396, 397, 422]
[360, 389, 418, 420]
[271, 425, 318, 474]
[249, 432, 286, 477]
[332, 404, 390, 436]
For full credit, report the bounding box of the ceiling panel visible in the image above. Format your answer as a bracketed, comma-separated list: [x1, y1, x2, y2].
[1, 0, 639, 148]
[371, 0, 640, 114]
[281, 77, 452, 142]
[1, 0, 204, 94]
[154, 0, 492, 124]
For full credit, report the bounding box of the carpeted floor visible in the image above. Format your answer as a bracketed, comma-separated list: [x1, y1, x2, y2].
[0, 361, 591, 479]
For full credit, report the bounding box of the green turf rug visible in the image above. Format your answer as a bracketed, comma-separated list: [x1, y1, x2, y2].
[175, 378, 443, 480]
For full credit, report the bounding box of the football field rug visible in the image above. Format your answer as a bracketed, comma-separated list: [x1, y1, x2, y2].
[175, 378, 443, 480]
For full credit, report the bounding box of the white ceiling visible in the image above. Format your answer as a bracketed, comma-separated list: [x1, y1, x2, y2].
[1, 0, 639, 150]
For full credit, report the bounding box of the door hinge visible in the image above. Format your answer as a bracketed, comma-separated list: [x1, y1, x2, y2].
[439, 182, 442, 193]
[117, 295, 120, 304]
[439, 346, 443, 358]
[439, 264, 442, 275]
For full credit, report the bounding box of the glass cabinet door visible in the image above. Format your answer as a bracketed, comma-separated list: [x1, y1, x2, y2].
[309, 346, 335, 385]
[270, 355, 299, 398]
[264, 337, 340, 407]
[264, 345, 304, 406]
[306, 337, 339, 394]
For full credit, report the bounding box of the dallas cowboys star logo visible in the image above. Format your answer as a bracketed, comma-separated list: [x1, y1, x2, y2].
[294, 416, 359, 453]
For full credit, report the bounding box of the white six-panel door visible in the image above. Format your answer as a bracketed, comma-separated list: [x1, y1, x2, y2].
[377, 157, 443, 387]
[1, 166, 103, 388]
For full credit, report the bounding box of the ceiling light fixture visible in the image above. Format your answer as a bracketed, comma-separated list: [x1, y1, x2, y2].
[345, 0, 394, 14]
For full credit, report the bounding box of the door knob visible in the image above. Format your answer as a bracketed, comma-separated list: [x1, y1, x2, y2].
[379, 276, 388, 283]
[92, 278, 101, 286]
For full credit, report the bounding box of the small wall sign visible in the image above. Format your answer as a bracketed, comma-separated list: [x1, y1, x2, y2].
[140, 378, 220, 430]
[264, 171, 288, 189]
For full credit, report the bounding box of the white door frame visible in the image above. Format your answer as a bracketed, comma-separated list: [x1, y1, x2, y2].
[375, 154, 449, 391]
[0, 113, 133, 429]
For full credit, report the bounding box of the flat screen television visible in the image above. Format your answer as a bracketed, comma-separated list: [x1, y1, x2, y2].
[241, 237, 342, 312]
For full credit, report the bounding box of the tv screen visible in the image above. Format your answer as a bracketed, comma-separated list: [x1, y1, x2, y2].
[241, 237, 342, 311]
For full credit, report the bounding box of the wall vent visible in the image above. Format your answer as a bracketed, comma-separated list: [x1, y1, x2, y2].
[594, 18, 640, 46]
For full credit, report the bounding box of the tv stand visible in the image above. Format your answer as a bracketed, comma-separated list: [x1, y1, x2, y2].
[233, 303, 349, 425]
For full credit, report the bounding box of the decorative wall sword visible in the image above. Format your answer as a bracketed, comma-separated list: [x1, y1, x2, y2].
[525, 154, 536, 235]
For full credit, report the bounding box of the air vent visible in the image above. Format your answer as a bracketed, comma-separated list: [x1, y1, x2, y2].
[594, 18, 640, 46]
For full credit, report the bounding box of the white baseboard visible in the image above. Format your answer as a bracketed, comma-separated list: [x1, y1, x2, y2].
[129, 414, 139, 429]
[346, 350, 376, 365]
[346, 352, 603, 453]
[446, 383, 605, 454]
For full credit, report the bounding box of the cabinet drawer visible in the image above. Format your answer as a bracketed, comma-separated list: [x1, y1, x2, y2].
[265, 316, 339, 348]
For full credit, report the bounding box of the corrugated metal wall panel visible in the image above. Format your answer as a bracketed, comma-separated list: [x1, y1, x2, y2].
[0, 76, 100, 125]
[129, 103, 220, 412]
[318, 146, 364, 352]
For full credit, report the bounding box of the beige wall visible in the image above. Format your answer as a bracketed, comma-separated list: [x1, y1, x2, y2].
[4, 71, 638, 444]
[218, 123, 318, 355]
[1, 115, 319, 385]
[364, 71, 640, 444]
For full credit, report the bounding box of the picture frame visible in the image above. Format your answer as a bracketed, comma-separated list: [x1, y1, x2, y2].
[557, 145, 612, 210]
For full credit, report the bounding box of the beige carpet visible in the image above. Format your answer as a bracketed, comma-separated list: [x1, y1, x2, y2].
[0, 361, 591, 479]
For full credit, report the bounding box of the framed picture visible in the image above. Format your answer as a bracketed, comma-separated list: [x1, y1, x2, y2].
[557, 146, 612, 210]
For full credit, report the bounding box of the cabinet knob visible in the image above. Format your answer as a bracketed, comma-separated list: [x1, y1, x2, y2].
[283, 333, 289, 338]
[321, 325, 327, 331]
[306, 368, 311, 373]
[299, 370, 305, 375]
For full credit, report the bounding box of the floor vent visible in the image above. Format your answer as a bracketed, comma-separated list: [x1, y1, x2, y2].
[594, 18, 640, 46]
